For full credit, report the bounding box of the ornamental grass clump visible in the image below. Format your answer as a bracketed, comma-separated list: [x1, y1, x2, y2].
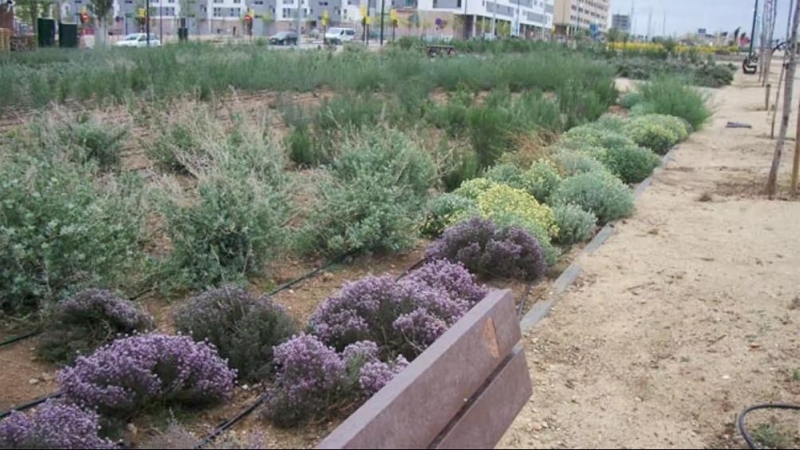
[37, 289, 154, 365]
[631, 75, 711, 130]
[174, 286, 297, 381]
[58, 334, 236, 423]
[553, 172, 635, 225]
[309, 267, 483, 357]
[263, 335, 408, 427]
[426, 217, 548, 282]
[0, 400, 115, 449]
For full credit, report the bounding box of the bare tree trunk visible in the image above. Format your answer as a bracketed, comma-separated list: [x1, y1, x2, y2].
[763, 0, 779, 87]
[767, 0, 800, 198]
[759, 1, 770, 82]
[770, 0, 795, 139]
[95, 17, 108, 48]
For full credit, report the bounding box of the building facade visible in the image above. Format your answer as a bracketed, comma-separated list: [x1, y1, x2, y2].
[553, 0, 608, 35]
[611, 13, 629, 33]
[62, 0, 551, 38]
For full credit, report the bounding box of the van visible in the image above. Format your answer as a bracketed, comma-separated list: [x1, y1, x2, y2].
[325, 27, 357, 44]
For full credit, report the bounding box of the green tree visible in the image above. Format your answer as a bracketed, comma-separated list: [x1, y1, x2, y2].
[606, 27, 623, 44]
[12, 0, 47, 34]
[89, 0, 113, 47]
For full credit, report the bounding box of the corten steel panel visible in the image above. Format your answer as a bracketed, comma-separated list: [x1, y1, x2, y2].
[433, 345, 532, 449]
[317, 289, 520, 450]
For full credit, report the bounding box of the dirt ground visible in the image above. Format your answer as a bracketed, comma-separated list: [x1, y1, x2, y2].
[500, 69, 800, 448]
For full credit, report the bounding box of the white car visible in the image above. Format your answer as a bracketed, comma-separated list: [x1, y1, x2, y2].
[115, 33, 162, 48]
[325, 27, 356, 45]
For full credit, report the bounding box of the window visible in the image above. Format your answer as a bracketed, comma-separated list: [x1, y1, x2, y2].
[282, 8, 293, 18]
[254, 0, 264, 3]
[163, 7, 175, 16]
[231, 7, 241, 16]
[213, 0, 223, 3]
[233, 0, 241, 3]
[213, 7, 223, 16]
[167, 0, 174, 3]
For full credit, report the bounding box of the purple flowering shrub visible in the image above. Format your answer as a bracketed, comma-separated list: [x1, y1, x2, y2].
[309, 262, 486, 358]
[263, 335, 408, 427]
[38, 289, 154, 365]
[174, 286, 297, 381]
[58, 334, 235, 422]
[425, 217, 548, 282]
[0, 400, 114, 449]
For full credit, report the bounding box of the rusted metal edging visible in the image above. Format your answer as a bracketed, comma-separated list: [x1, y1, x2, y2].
[519, 145, 679, 332]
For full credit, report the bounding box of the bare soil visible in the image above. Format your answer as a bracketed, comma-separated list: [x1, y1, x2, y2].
[501, 69, 800, 448]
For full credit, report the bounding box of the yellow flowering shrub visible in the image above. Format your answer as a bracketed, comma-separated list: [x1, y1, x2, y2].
[476, 184, 559, 238]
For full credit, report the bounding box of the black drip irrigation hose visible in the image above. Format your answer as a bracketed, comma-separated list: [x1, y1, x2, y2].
[193, 396, 266, 449]
[395, 257, 429, 281]
[737, 403, 800, 449]
[0, 329, 42, 349]
[265, 251, 356, 298]
[516, 282, 534, 319]
[0, 393, 61, 420]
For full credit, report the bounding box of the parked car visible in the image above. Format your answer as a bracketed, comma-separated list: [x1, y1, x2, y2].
[269, 31, 298, 46]
[114, 33, 161, 48]
[325, 27, 357, 45]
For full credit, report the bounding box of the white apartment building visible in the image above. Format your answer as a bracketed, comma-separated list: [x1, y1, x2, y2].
[413, 0, 553, 38]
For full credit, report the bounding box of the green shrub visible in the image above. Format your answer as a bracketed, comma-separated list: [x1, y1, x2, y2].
[148, 111, 206, 173]
[485, 163, 526, 187]
[24, 111, 127, 171]
[592, 114, 627, 133]
[476, 184, 559, 238]
[553, 204, 597, 246]
[440, 146, 481, 192]
[286, 124, 323, 168]
[622, 116, 680, 154]
[421, 194, 480, 238]
[298, 129, 435, 255]
[174, 286, 297, 382]
[550, 150, 607, 176]
[598, 144, 661, 184]
[523, 160, 562, 203]
[452, 178, 499, 200]
[160, 118, 289, 288]
[553, 172, 635, 224]
[634, 76, 711, 130]
[0, 153, 146, 315]
[562, 125, 635, 151]
[619, 91, 644, 109]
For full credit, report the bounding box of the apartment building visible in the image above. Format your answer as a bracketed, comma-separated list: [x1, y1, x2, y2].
[64, 0, 550, 38]
[554, 0, 609, 35]
[611, 13, 630, 33]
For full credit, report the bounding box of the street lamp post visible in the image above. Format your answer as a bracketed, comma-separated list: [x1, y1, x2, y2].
[379, 0, 384, 45]
[491, 0, 497, 36]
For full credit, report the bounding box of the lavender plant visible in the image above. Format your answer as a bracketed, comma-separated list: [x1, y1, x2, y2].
[0, 400, 115, 449]
[309, 269, 483, 358]
[38, 289, 154, 365]
[263, 335, 409, 428]
[426, 217, 548, 281]
[174, 286, 297, 381]
[58, 334, 236, 423]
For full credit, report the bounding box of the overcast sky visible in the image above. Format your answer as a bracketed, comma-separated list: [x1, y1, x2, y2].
[610, 0, 793, 38]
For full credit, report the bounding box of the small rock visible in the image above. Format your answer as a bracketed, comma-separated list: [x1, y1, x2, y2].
[750, 343, 761, 349]
[542, 421, 549, 429]
[635, 397, 643, 402]
[28, 378, 39, 385]
[41, 372, 54, 382]
[571, 396, 579, 404]
[532, 423, 543, 432]
[322, 272, 334, 282]
[126, 423, 138, 435]
[722, 375, 730, 380]
[242, 384, 250, 391]
[288, 289, 295, 295]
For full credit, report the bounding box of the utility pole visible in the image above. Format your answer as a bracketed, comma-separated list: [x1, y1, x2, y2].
[768, 0, 800, 198]
[379, 0, 384, 44]
[146, 0, 150, 46]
